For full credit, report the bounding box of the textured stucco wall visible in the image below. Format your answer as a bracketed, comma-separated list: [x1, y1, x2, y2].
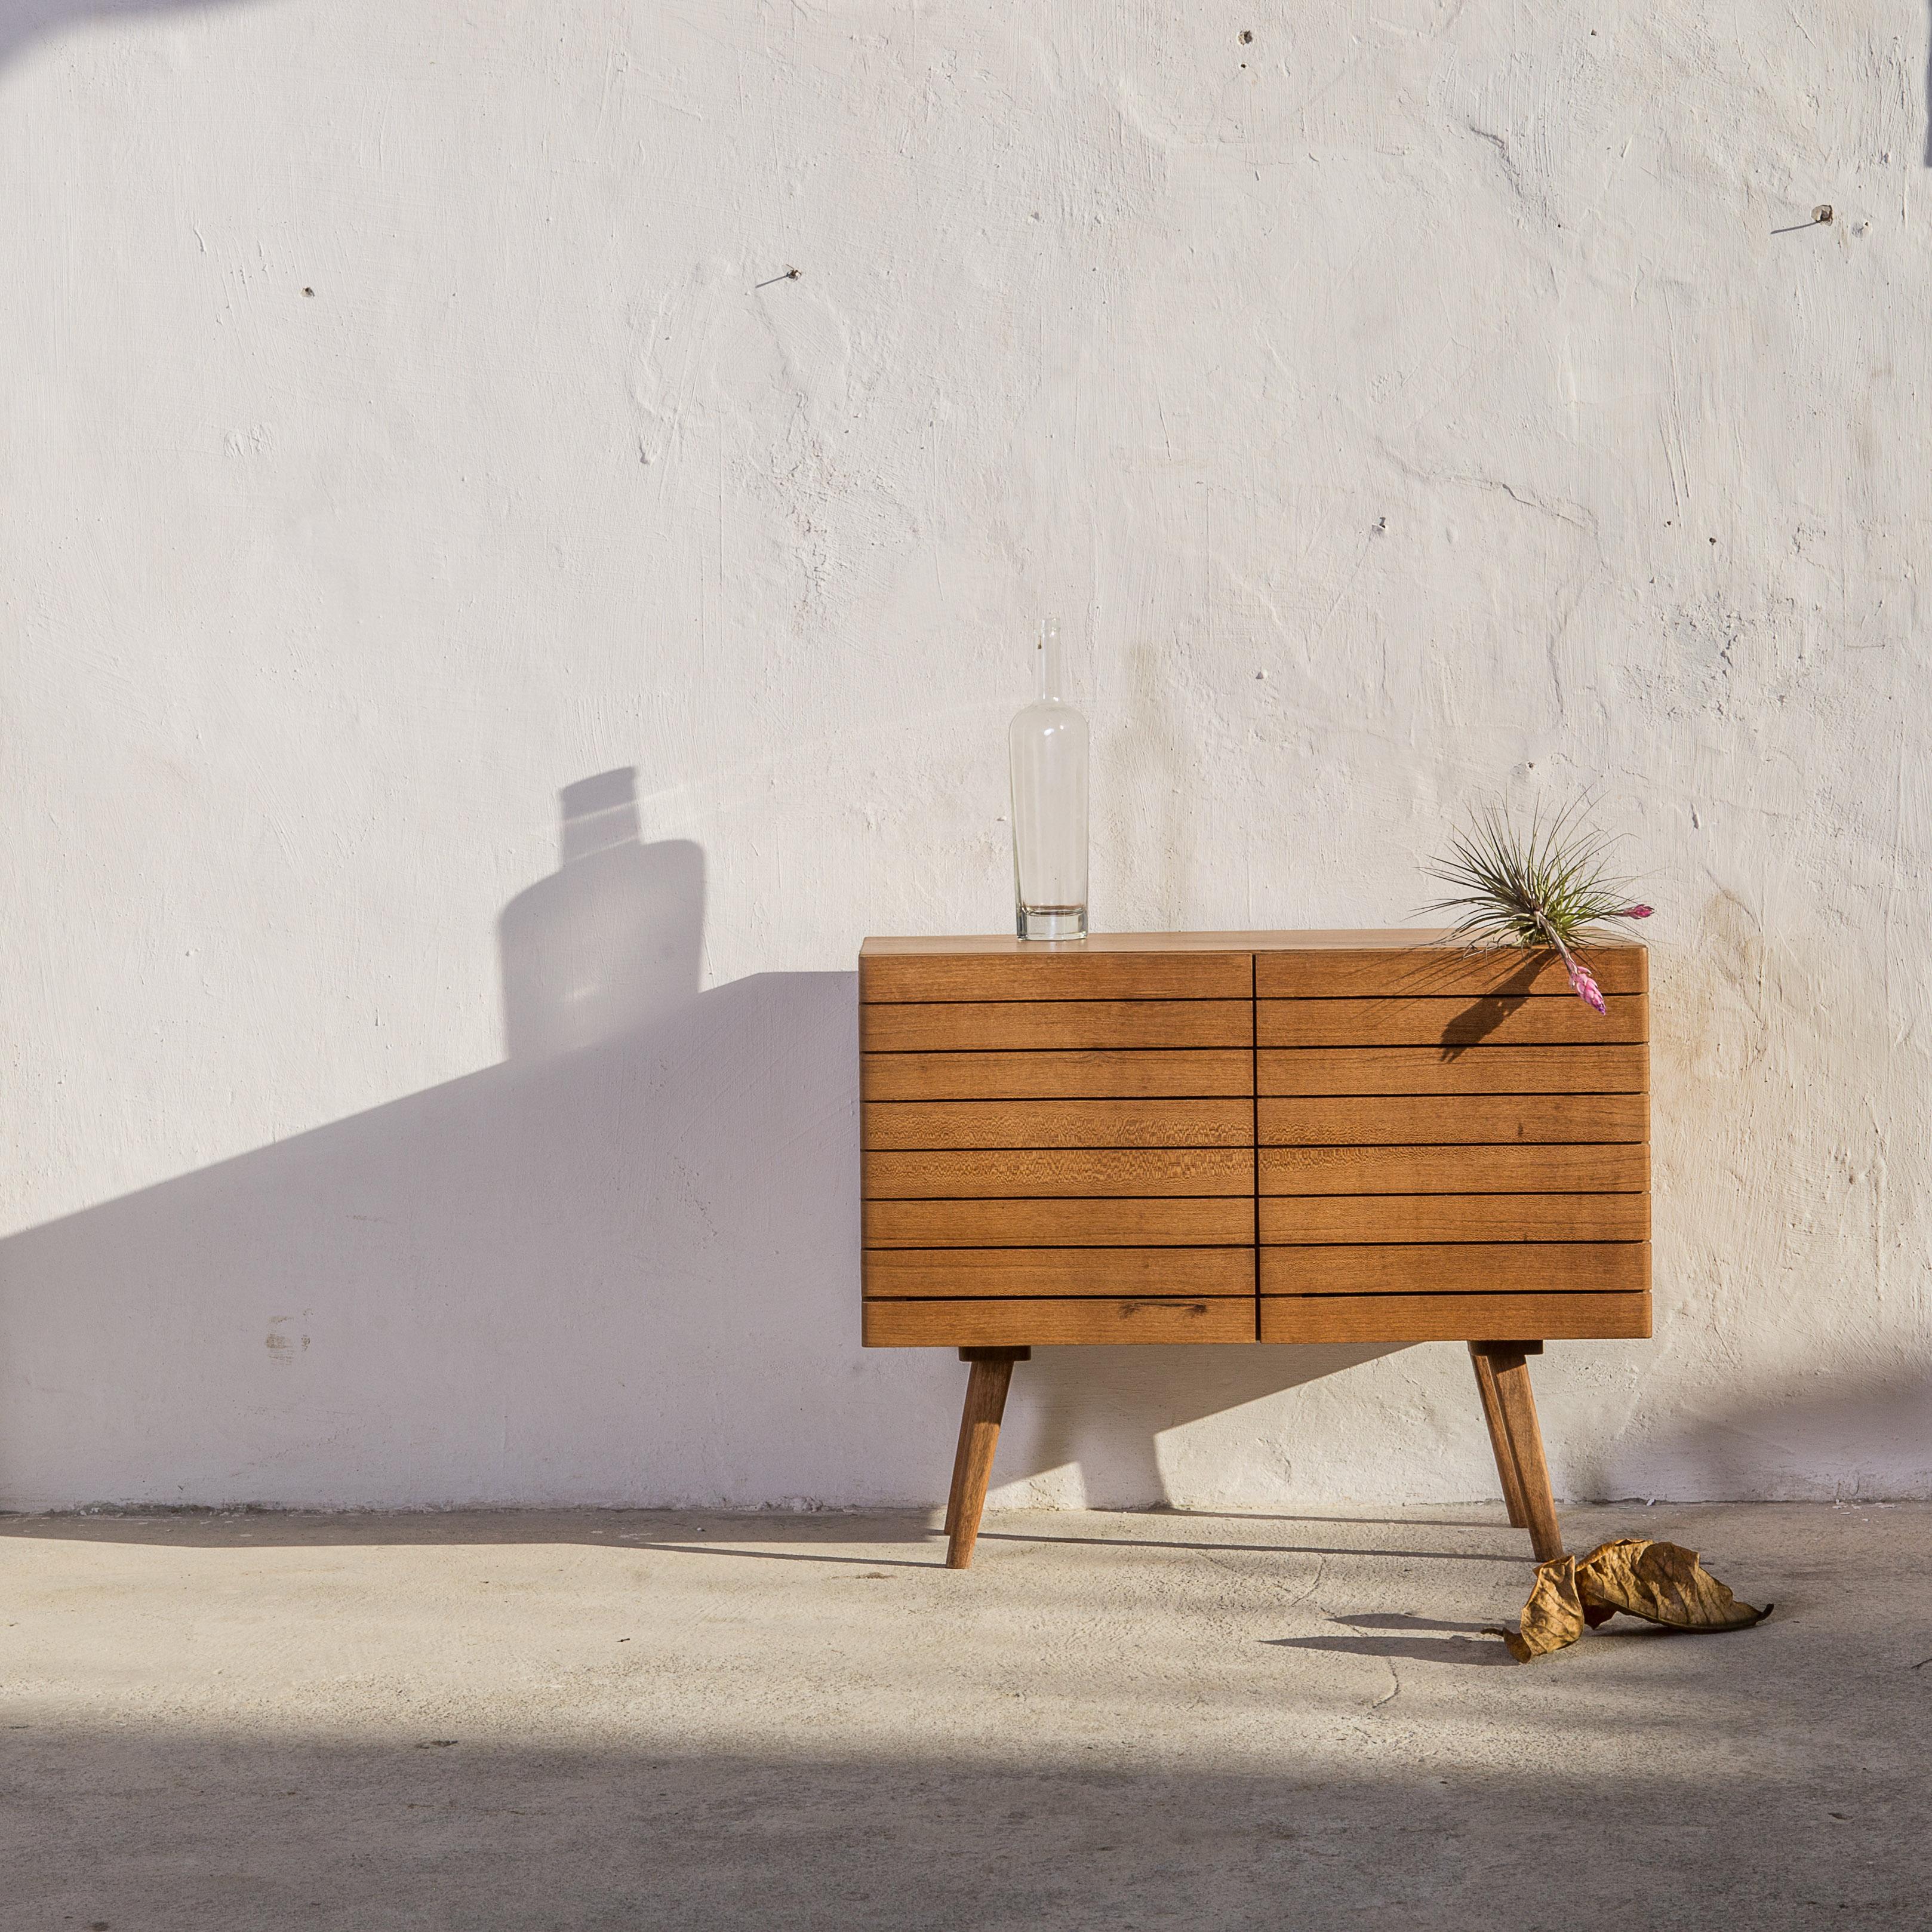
[4, 1, 1928, 1509]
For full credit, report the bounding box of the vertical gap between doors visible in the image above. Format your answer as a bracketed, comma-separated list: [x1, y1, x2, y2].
[1251, 952, 1260, 1340]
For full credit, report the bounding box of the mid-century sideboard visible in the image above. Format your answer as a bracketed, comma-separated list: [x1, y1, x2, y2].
[858, 931, 1650, 1568]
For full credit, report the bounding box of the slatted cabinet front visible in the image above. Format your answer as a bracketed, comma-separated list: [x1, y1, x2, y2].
[860, 949, 1258, 1345]
[1254, 946, 1650, 1343]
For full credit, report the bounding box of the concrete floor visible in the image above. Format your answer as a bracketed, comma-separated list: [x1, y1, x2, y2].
[2, 1502, 1926, 1930]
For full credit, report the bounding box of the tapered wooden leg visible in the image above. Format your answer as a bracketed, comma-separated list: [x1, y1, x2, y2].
[1468, 1342, 1528, 1528]
[943, 1347, 1026, 1569]
[1475, 1342, 1565, 1564]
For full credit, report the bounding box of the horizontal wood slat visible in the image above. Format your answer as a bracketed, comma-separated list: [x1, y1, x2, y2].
[1258, 1044, 1647, 1096]
[861, 952, 1251, 1002]
[866, 1147, 1255, 1199]
[868, 1198, 1253, 1247]
[1260, 1193, 1649, 1245]
[1259, 1094, 1647, 1146]
[865, 1297, 1256, 1347]
[865, 1049, 1253, 1102]
[864, 1248, 1253, 1299]
[1256, 947, 1646, 999]
[866, 1098, 1253, 1151]
[1261, 1143, 1648, 1196]
[1260, 1243, 1650, 1295]
[1259, 996, 1647, 1048]
[1259, 1291, 1651, 1344]
[862, 1000, 1253, 1053]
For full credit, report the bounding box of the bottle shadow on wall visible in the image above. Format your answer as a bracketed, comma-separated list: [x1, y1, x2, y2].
[499, 770, 704, 1059]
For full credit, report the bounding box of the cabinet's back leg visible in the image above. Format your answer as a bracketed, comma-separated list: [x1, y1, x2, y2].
[1468, 1341, 1529, 1528]
[1473, 1341, 1564, 1564]
[943, 1347, 1026, 1569]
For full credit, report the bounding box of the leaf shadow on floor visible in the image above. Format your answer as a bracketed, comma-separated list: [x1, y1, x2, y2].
[1266, 1613, 1518, 1666]
[1266, 1634, 1516, 1666]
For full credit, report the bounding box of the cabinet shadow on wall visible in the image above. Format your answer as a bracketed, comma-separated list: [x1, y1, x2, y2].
[0, 772, 1410, 1516]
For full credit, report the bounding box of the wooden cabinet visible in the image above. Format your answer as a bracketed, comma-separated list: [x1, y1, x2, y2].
[860, 931, 1651, 1569]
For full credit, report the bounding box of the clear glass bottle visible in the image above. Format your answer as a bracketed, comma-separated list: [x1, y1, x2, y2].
[1008, 619, 1089, 940]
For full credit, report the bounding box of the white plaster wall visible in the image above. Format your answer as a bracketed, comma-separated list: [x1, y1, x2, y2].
[3, 0, 1928, 1510]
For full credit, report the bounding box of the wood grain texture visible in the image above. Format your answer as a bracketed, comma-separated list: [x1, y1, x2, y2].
[866, 1097, 1253, 1150]
[863, 1000, 1254, 1053]
[866, 1146, 1255, 1199]
[1469, 1344, 1530, 1528]
[864, 1247, 1253, 1299]
[1259, 1193, 1650, 1244]
[864, 1049, 1253, 1102]
[1256, 947, 1645, 998]
[865, 1296, 1257, 1346]
[1259, 1093, 1648, 1146]
[860, 951, 1251, 1002]
[1258, 996, 1647, 1048]
[1485, 1347, 1567, 1561]
[1257, 1044, 1648, 1096]
[943, 1353, 1017, 1568]
[1257, 1291, 1651, 1343]
[866, 1197, 1254, 1248]
[1260, 1143, 1650, 1195]
[1260, 1243, 1650, 1295]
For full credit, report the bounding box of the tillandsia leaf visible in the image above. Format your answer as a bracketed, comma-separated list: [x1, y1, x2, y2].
[1417, 799, 1653, 1010]
[1573, 1539, 1771, 1633]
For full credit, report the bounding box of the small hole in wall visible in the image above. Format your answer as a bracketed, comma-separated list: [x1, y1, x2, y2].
[302, 287, 314, 297]
[1239, 29, 1253, 42]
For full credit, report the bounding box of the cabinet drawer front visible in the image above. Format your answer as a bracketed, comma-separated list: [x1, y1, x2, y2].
[1259, 1094, 1647, 1146]
[864, 1247, 1253, 1299]
[865, 1049, 1253, 1102]
[1259, 996, 1646, 1048]
[867, 1198, 1253, 1248]
[862, 951, 1252, 1002]
[1257, 1044, 1647, 1096]
[1260, 1243, 1650, 1295]
[866, 1098, 1253, 1150]
[866, 1147, 1254, 1199]
[1256, 947, 1645, 999]
[863, 1000, 1253, 1052]
[1259, 1291, 1650, 1344]
[1259, 1193, 1649, 1245]
[1260, 1143, 1648, 1196]
[865, 1296, 1256, 1346]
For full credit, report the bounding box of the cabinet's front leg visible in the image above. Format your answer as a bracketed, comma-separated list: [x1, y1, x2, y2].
[1468, 1341, 1528, 1528]
[1472, 1341, 1564, 1564]
[943, 1346, 1027, 1569]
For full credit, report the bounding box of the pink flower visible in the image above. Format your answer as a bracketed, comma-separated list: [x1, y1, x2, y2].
[1567, 958, 1607, 1015]
[1621, 905, 1653, 919]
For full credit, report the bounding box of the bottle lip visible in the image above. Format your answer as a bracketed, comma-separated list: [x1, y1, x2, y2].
[561, 768, 636, 817]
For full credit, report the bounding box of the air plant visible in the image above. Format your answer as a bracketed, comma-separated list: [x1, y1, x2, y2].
[1419, 801, 1652, 1013]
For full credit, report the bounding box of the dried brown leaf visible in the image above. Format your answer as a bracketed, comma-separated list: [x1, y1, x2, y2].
[1503, 1554, 1586, 1662]
[1574, 1539, 1770, 1633]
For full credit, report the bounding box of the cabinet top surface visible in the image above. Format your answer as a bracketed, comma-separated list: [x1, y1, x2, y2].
[860, 929, 1647, 956]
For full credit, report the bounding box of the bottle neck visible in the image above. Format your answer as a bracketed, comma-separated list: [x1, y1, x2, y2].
[1035, 621, 1063, 702]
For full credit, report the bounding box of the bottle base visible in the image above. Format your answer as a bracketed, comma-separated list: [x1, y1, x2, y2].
[1016, 906, 1088, 942]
